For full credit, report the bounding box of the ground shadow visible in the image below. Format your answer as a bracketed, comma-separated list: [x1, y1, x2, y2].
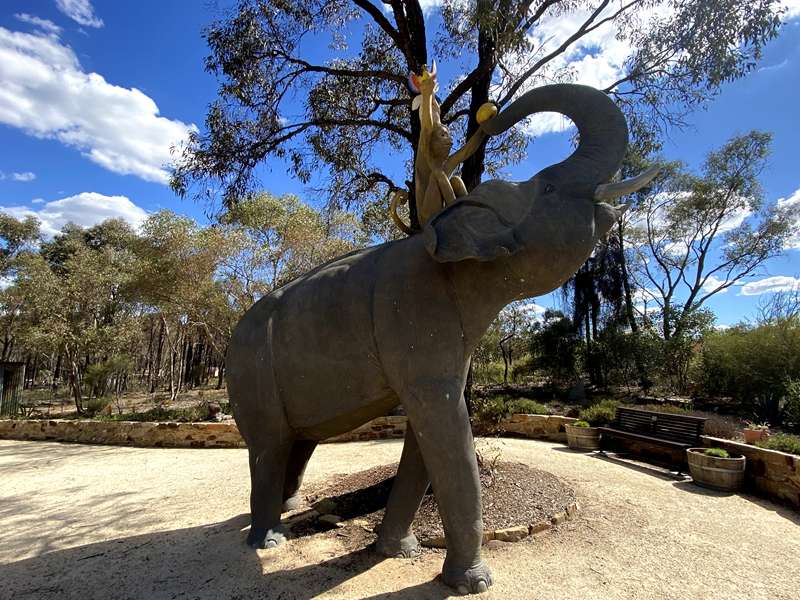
[0, 512, 454, 600]
[0, 439, 119, 473]
[589, 451, 688, 481]
[672, 480, 800, 525]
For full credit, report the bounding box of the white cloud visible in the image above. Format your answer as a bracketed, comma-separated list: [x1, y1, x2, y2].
[783, 0, 800, 20]
[758, 58, 789, 72]
[382, 0, 442, 14]
[512, 2, 795, 136]
[1, 192, 148, 238]
[56, 0, 103, 28]
[31, 198, 44, 204]
[9, 171, 36, 182]
[776, 188, 800, 249]
[630, 287, 662, 315]
[740, 276, 800, 296]
[0, 27, 195, 184]
[14, 13, 62, 35]
[701, 275, 730, 295]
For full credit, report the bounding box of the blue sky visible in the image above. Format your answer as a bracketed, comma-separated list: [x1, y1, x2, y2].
[0, 1, 798, 327]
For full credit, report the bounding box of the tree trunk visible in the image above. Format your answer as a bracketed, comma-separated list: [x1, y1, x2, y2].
[151, 318, 165, 394]
[216, 358, 225, 390]
[69, 357, 83, 414]
[53, 353, 62, 390]
[459, 0, 496, 192]
[395, 0, 427, 230]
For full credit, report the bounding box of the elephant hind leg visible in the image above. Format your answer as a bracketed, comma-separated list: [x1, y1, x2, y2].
[246, 435, 294, 549]
[376, 424, 428, 558]
[282, 439, 317, 512]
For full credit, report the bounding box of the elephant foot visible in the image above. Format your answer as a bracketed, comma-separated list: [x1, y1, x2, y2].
[282, 494, 303, 512]
[247, 525, 288, 549]
[441, 558, 493, 595]
[375, 531, 421, 558]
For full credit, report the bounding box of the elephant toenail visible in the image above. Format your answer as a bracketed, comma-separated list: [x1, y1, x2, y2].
[457, 585, 470, 595]
[476, 581, 488, 593]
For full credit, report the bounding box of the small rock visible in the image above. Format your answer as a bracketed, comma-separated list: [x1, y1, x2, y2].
[550, 512, 567, 525]
[566, 502, 579, 517]
[494, 526, 529, 543]
[318, 514, 343, 527]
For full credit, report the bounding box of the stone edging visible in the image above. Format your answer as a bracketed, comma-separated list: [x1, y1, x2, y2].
[421, 501, 579, 548]
[0, 414, 568, 448]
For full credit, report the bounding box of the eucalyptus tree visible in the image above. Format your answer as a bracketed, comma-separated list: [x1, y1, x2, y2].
[172, 0, 783, 230]
[628, 131, 797, 342]
[10, 223, 140, 412]
[218, 192, 365, 313]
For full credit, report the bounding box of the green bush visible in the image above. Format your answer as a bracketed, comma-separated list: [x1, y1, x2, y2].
[784, 379, 800, 429]
[703, 447, 730, 458]
[579, 399, 619, 427]
[756, 434, 800, 456]
[96, 404, 211, 423]
[573, 420, 591, 428]
[699, 317, 800, 424]
[472, 361, 505, 385]
[529, 310, 583, 386]
[85, 396, 111, 415]
[472, 396, 507, 425]
[506, 398, 550, 415]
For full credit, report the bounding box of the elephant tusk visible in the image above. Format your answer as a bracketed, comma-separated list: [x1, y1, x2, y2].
[594, 165, 660, 201]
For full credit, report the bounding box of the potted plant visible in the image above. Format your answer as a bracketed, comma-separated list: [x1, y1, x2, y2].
[742, 421, 770, 444]
[687, 447, 746, 492]
[565, 420, 601, 450]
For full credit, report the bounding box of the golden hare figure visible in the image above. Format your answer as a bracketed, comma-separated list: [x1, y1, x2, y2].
[391, 62, 498, 234]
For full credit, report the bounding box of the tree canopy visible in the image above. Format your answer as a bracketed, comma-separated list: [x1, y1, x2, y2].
[172, 0, 783, 230]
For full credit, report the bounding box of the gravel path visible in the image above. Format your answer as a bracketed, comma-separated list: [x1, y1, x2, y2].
[0, 438, 798, 599]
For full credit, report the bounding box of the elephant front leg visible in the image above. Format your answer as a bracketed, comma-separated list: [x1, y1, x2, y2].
[402, 381, 493, 595]
[376, 423, 429, 558]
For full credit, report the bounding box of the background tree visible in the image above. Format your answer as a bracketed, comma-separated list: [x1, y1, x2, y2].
[628, 131, 798, 341]
[171, 0, 782, 229]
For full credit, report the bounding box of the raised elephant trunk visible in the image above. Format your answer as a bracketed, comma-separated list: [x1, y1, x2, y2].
[481, 84, 629, 197]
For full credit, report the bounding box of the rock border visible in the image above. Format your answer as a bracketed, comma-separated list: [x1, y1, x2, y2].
[420, 501, 579, 548]
[0, 414, 573, 447]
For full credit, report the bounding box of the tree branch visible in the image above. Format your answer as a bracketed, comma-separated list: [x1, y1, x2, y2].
[352, 0, 407, 56]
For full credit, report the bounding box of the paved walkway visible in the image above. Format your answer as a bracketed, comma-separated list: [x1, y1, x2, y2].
[0, 438, 798, 599]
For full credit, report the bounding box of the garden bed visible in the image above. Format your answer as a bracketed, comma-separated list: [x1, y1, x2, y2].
[300, 459, 577, 550]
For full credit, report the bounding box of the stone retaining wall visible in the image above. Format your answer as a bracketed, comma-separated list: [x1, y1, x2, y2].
[0, 413, 569, 448]
[702, 436, 800, 510]
[0, 416, 409, 448]
[496, 414, 576, 442]
[0, 418, 247, 448]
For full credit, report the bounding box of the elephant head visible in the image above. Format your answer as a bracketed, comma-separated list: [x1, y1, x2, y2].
[423, 83, 656, 295]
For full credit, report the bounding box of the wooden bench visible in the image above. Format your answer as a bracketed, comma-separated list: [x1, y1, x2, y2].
[598, 407, 707, 469]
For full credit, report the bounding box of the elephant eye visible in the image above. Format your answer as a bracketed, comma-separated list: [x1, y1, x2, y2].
[544, 183, 555, 193]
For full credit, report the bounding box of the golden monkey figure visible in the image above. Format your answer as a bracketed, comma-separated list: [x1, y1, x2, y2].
[390, 64, 497, 234]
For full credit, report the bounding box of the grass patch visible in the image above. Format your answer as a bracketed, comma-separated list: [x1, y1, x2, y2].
[756, 434, 800, 456]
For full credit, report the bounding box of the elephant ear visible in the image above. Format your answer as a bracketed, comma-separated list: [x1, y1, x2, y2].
[423, 198, 523, 263]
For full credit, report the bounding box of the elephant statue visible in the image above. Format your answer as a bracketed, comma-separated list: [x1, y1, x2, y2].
[227, 83, 656, 595]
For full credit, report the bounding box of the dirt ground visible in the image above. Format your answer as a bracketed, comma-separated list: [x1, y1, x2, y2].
[0, 438, 798, 600]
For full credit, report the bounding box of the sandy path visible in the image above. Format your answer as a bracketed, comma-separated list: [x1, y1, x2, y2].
[0, 438, 798, 600]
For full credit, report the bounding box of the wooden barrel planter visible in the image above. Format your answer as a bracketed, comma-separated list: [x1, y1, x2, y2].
[687, 448, 746, 492]
[565, 424, 601, 451]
